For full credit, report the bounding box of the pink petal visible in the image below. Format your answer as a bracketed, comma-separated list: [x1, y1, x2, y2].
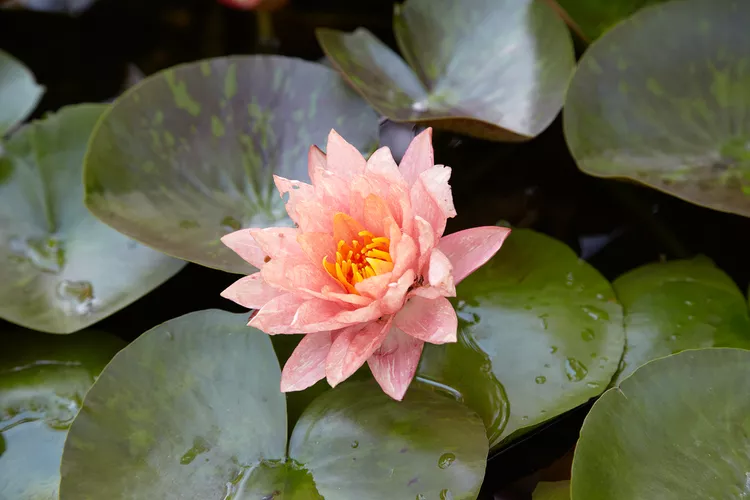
[311, 167, 350, 214]
[248, 227, 304, 261]
[291, 298, 349, 333]
[367, 326, 424, 401]
[221, 229, 266, 268]
[363, 194, 394, 236]
[391, 233, 418, 279]
[261, 259, 336, 292]
[248, 293, 305, 334]
[326, 318, 392, 387]
[437, 226, 512, 285]
[414, 215, 435, 272]
[273, 175, 316, 224]
[394, 295, 457, 344]
[295, 200, 335, 233]
[419, 165, 456, 218]
[399, 128, 434, 186]
[307, 145, 327, 181]
[297, 232, 335, 267]
[366, 146, 407, 187]
[427, 248, 456, 296]
[326, 129, 366, 180]
[381, 269, 415, 314]
[332, 300, 383, 326]
[280, 332, 332, 392]
[411, 174, 447, 240]
[220, 273, 281, 309]
[333, 212, 365, 245]
[354, 272, 393, 300]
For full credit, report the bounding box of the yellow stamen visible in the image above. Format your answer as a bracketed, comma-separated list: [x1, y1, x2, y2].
[322, 216, 392, 294]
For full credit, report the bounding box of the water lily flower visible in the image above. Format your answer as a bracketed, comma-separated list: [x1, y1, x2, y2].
[217, 0, 287, 11]
[221, 129, 511, 400]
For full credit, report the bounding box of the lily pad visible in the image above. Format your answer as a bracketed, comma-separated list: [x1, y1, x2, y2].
[550, 0, 665, 42]
[0, 327, 124, 500]
[572, 348, 750, 499]
[0, 49, 43, 137]
[84, 55, 380, 274]
[60, 310, 488, 499]
[613, 256, 750, 382]
[564, 0, 750, 218]
[317, 0, 575, 141]
[0, 104, 185, 334]
[417, 229, 625, 449]
[533, 481, 570, 500]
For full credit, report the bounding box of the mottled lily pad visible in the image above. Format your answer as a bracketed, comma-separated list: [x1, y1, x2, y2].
[60, 310, 488, 499]
[0, 327, 124, 500]
[550, 0, 666, 42]
[613, 256, 750, 382]
[572, 348, 750, 499]
[418, 229, 625, 449]
[533, 481, 570, 500]
[84, 55, 380, 274]
[0, 105, 185, 334]
[564, 0, 750, 218]
[317, 0, 575, 141]
[0, 49, 43, 136]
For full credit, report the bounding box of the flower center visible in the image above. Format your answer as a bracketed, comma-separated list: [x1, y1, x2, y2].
[323, 230, 393, 294]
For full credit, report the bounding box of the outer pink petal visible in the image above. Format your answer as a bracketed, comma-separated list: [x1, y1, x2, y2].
[391, 233, 418, 279]
[248, 293, 305, 333]
[427, 248, 456, 297]
[296, 200, 335, 233]
[395, 296, 457, 344]
[307, 145, 327, 181]
[354, 272, 392, 300]
[381, 269, 415, 314]
[366, 146, 407, 187]
[367, 327, 424, 401]
[221, 273, 281, 309]
[248, 227, 304, 261]
[261, 259, 335, 292]
[311, 167, 350, 213]
[363, 194, 394, 236]
[221, 229, 266, 268]
[399, 128, 434, 186]
[326, 318, 392, 387]
[273, 175, 316, 224]
[419, 165, 456, 218]
[437, 226, 512, 285]
[280, 332, 332, 392]
[326, 129, 366, 180]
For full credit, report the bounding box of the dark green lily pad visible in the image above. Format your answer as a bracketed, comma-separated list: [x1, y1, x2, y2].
[613, 256, 750, 382]
[0, 327, 124, 500]
[0, 49, 43, 136]
[572, 348, 750, 499]
[564, 0, 750, 218]
[418, 229, 625, 449]
[84, 55, 380, 274]
[0, 104, 185, 334]
[60, 310, 488, 499]
[550, 0, 665, 42]
[533, 481, 570, 500]
[317, 0, 574, 141]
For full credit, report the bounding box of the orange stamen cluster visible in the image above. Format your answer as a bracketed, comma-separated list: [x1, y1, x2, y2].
[323, 230, 393, 294]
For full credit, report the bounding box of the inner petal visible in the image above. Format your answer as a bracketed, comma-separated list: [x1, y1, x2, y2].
[323, 212, 394, 294]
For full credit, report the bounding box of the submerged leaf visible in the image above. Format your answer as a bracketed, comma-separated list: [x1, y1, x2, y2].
[0, 49, 43, 136]
[0, 104, 184, 334]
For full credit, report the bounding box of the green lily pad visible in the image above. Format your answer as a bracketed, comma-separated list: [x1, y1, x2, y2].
[613, 256, 750, 382]
[84, 55, 380, 274]
[572, 348, 750, 499]
[317, 0, 575, 141]
[564, 0, 750, 218]
[60, 310, 488, 499]
[533, 481, 570, 500]
[550, 0, 666, 42]
[0, 49, 43, 137]
[0, 327, 124, 500]
[418, 229, 625, 449]
[0, 104, 185, 334]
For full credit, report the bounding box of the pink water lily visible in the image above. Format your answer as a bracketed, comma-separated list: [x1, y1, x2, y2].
[221, 128, 511, 400]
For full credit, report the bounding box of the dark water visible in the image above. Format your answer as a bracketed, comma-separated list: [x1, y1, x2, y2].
[2, 1, 750, 497]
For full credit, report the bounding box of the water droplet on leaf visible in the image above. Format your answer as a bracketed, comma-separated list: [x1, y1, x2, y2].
[440, 489, 454, 500]
[581, 305, 610, 321]
[10, 235, 65, 273]
[221, 216, 242, 232]
[565, 358, 588, 382]
[350, 440, 359, 449]
[535, 376, 546, 384]
[581, 328, 595, 341]
[56, 280, 98, 315]
[180, 437, 211, 465]
[549, 345, 558, 354]
[438, 453, 455, 469]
